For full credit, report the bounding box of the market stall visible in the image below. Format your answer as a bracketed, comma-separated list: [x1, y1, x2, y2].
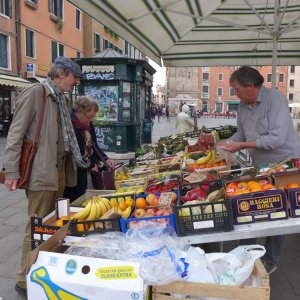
[29, 125, 300, 299]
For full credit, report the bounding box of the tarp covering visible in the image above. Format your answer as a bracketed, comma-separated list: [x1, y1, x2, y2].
[0, 74, 32, 88]
[68, 0, 300, 67]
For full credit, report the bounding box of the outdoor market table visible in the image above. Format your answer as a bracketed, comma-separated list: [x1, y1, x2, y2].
[179, 217, 300, 245]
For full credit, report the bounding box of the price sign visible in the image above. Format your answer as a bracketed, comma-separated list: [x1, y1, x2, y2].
[158, 192, 173, 206]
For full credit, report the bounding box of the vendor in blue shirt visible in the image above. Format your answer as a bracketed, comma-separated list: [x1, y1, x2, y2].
[223, 65, 300, 275]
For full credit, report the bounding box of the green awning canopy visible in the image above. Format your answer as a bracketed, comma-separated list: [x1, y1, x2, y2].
[227, 101, 240, 105]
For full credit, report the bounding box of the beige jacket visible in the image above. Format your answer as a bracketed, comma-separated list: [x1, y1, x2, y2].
[176, 112, 194, 134]
[3, 83, 76, 191]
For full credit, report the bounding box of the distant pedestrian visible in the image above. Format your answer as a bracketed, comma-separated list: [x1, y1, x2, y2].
[162, 106, 166, 117]
[166, 105, 170, 121]
[157, 106, 161, 122]
[176, 104, 194, 134]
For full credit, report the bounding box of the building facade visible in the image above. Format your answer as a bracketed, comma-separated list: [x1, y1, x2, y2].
[166, 65, 289, 114]
[0, 0, 145, 128]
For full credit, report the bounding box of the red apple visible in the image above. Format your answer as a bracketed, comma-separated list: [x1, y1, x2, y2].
[155, 210, 164, 216]
[145, 208, 155, 216]
[162, 211, 171, 216]
[170, 192, 178, 204]
[152, 196, 159, 206]
[133, 208, 146, 218]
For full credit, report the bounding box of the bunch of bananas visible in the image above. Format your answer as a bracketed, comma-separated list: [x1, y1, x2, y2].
[196, 149, 217, 165]
[72, 196, 112, 221]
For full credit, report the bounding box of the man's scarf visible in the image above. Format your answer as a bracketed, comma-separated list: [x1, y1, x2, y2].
[45, 80, 90, 169]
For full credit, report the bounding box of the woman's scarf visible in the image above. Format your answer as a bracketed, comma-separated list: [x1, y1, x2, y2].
[71, 111, 94, 162]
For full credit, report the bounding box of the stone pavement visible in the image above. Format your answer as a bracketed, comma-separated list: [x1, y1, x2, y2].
[0, 116, 300, 299]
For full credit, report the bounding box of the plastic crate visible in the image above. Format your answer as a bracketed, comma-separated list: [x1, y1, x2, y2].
[179, 179, 223, 199]
[120, 214, 176, 233]
[173, 199, 233, 236]
[69, 217, 121, 236]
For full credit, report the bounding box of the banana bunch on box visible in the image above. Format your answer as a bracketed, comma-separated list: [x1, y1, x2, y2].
[73, 196, 113, 221]
[196, 149, 217, 165]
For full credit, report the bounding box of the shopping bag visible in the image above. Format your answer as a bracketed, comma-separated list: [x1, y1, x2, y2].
[206, 245, 266, 286]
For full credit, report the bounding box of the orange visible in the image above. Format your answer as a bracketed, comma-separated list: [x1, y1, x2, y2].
[250, 185, 263, 192]
[262, 183, 275, 191]
[287, 182, 300, 189]
[136, 197, 147, 209]
[237, 182, 248, 189]
[54, 216, 70, 227]
[234, 189, 250, 196]
[76, 223, 85, 232]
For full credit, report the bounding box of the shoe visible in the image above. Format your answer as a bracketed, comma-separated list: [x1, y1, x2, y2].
[15, 283, 27, 299]
[262, 260, 278, 275]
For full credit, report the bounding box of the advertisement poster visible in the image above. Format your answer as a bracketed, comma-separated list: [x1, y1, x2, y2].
[83, 85, 118, 121]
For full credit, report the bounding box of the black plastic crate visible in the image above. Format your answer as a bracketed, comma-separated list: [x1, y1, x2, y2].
[69, 217, 121, 236]
[179, 179, 223, 200]
[175, 179, 233, 236]
[173, 199, 234, 236]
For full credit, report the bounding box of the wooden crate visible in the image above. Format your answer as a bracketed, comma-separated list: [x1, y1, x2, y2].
[152, 259, 270, 300]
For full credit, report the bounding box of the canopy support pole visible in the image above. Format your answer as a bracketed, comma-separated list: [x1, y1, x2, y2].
[271, 0, 280, 89]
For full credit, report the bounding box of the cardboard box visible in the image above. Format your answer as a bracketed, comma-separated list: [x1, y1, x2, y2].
[230, 190, 288, 225]
[272, 170, 300, 218]
[27, 225, 147, 300]
[152, 259, 270, 300]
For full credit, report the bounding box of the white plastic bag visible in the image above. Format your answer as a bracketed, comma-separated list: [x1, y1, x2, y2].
[206, 245, 265, 286]
[183, 247, 215, 284]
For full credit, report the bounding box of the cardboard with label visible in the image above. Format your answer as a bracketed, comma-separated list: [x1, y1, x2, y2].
[27, 224, 147, 300]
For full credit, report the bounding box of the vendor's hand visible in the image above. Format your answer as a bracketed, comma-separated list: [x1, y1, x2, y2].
[4, 179, 18, 191]
[105, 159, 115, 169]
[222, 141, 243, 153]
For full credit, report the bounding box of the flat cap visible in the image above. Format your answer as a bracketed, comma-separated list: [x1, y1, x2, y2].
[53, 56, 83, 78]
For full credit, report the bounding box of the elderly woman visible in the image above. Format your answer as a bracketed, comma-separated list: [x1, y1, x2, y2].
[64, 95, 115, 201]
[176, 104, 194, 134]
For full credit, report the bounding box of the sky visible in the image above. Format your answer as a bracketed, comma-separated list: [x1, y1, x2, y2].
[149, 59, 166, 94]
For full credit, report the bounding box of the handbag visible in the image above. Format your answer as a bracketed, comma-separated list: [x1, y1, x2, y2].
[0, 85, 47, 189]
[90, 143, 115, 190]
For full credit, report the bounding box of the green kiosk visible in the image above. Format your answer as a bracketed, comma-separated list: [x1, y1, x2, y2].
[75, 49, 156, 154]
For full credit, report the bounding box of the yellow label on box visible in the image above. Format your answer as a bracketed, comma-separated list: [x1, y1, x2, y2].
[270, 211, 286, 219]
[237, 215, 253, 223]
[95, 266, 138, 280]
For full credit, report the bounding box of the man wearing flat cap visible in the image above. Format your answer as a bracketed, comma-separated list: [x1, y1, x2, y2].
[3, 56, 88, 298]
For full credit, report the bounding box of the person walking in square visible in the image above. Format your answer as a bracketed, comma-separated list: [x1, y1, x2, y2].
[223, 65, 300, 274]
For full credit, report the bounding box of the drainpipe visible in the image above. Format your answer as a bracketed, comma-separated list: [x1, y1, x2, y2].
[15, 0, 21, 76]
